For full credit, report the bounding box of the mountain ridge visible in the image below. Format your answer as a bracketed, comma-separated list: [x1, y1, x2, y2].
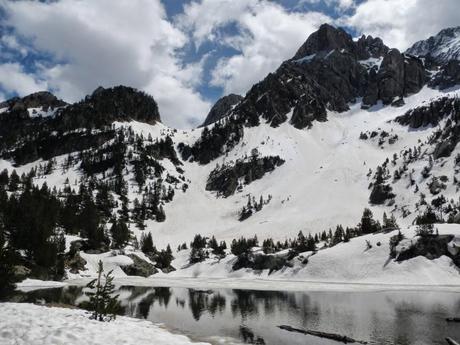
[0, 24, 459, 283]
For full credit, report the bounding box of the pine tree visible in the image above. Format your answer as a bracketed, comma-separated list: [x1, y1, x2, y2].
[0, 222, 17, 298]
[8, 170, 20, 191]
[0, 169, 8, 186]
[110, 219, 130, 249]
[359, 208, 381, 234]
[140, 232, 155, 254]
[85, 260, 120, 321]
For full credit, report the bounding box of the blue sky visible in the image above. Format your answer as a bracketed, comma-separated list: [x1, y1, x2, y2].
[0, 0, 458, 128]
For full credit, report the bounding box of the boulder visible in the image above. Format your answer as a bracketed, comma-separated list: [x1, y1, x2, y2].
[120, 254, 158, 277]
[65, 252, 87, 274]
[395, 234, 459, 265]
[12, 265, 31, 281]
[232, 252, 293, 274]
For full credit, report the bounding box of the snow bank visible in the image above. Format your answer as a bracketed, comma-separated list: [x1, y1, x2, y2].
[0, 303, 211, 345]
[159, 224, 460, 287]
[63, 224, 460, 291]
[16, 279, 67, 292]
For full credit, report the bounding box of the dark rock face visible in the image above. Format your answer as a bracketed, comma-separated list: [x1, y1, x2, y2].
[181, 25, 435, 165]
[396, 97, 460, 159]
[206, 155, 285, 197]
[0, 86, 161, 165]
[293, 24, 359, 59]
[356, 35, 389, 59]
[363, 50, 426, 107]
[377, 50, 405, 104]
[228, 24, 423, 130]
[201, 94, 243, 127]
[57, 86, 161, 130]
[293, 24, 389, 61]
[429, 60, 460, 90]
[0, 91, 67, 115]
[396, 96, 457, 128]
[291, 96, 327, 129]
[403, 55, 426, 95]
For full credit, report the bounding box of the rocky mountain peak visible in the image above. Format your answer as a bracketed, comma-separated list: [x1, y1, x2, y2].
[293, 24, 389, 61]
[58, 85, 161, 130]
[356, 35, 389, 59]
[201, 93, 243, 127]
[406, 26, 460, 64]
[0, 91, 67, 113]
[292, 23, 356, 59]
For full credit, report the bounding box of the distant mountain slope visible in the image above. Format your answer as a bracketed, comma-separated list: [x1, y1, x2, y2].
[200, 94, 243, 127]
[406, 27, 460, 64]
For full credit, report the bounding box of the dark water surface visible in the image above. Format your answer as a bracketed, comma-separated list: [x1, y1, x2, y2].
[14, 286, 460, 345]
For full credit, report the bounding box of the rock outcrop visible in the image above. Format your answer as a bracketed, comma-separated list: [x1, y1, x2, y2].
[120, 254, 158, 277]
[429, 60, 460, 90]
[201, 94, 243, 127]
[0, 91, 67, 114]
[57, 86, 161, 130]
[206, 155, 285, 197]
[363, 50, 426, 107]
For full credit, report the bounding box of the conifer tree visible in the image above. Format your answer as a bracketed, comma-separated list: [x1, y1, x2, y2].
[85, 260, 120, 321]
[110, 219, 130, 249]
[140, 232, 155, 254]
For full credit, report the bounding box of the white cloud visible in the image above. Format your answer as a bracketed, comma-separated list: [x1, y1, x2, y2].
[0, 35, 29, 57]
[345, 0, 460, 50]
[179, 0, 331, 96]
[299, 0, 355, 11]
[0, 63, 48, 96]
[1, 0, 211, 128]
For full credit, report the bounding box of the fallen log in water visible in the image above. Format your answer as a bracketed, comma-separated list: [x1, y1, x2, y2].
[278, 325, 367, 344]
[446, 317, 460, 322]
[446, 337, 460, 345]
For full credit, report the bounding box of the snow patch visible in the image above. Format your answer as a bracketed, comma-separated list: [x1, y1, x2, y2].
[0, 303, 212, 345]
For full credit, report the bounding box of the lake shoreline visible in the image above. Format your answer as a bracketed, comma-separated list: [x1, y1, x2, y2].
[17, 276, 460, 293]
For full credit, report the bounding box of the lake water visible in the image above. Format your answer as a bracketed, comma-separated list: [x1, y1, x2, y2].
[14, 286, 460, 345]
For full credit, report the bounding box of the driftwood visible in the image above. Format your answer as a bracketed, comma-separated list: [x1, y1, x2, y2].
[446, 317, 460, 322]
[278, 325, 367, 344]
[446, 337, 460, 345]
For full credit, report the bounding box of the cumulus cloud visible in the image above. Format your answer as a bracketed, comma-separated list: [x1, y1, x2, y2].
[345, 0, 460, 50]
[1, 0, 457, 128]
[299, 0, 355, 11]
[0, 63, 48, 96]
[179, 0, 331, 96]
[1, 0, 211, 128]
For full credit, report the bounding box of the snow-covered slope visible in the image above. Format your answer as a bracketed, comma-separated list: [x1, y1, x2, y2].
[1, 87, 458, 249]
[162, 224, 460, 286]
[64, 224, 460, 288]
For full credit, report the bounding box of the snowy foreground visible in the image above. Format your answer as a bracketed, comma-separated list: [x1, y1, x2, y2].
[0, 303, 211, 345]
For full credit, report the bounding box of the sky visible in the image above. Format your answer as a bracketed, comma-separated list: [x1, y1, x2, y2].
[0, 0, 458, 128]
